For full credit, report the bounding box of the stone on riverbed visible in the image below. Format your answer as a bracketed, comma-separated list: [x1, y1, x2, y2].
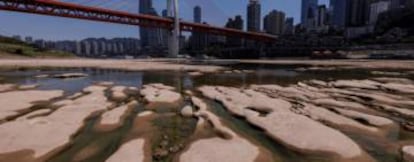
[373, 77, 413, 84]
[140, 84, 181, 103]
[334, 108, 394, 127]
[330, 80, 380, 90]
[402, 146, 414, 162]
[137, 111, 154, 117]
[180, 135, 259, 162]
[98, 101, 136, 130]
[198, 86, 363, 159]
[188, 71, 203, 76]
[106, 139, 145, 162]
[35, 74, 49, 78]
[180, 105, 193, 117]
[301, 104, 378, 133]
[0, 90, 64, 121]
[0, 85, 111, 159]
[312, 98, 368, 111]
[0, 84, 16, 92]
[52, 73, 88, 79]
[16, 109, 52, 121]
[181, 96, 259, 162]
[111, 86, 128, 102]
[95, 81, 114, 87]
[380, 83, 414, 94]
[18, 84, 39, 90]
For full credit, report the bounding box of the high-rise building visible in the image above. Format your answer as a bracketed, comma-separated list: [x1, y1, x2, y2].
[284, 17, 295, 35]
[247, 0, 261, 32]
[194, 6, 202, 23]
[80, 41, 91, 56]
[24, 37, 33, 44]
[346, 0, 370, 27]
[139, 0, 152, 48]
[146, 7, 163, 48]
[263, 10, 285, 35]
[12, 35, 22, 41]
[191, 6, 208, 51]
[301, 0, 318, 28]
[391, 0, 407, 9]
[330, 0, 347, 28]
[316, 5, 328, 28]
[139, 0, 161, 49]
[161, 9, 169, 48]
[369, 1, 390, 24]
[225, 15, 244, 46]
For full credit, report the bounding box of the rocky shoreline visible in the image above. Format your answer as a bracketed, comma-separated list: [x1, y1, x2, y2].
[1, 65, 414, 161]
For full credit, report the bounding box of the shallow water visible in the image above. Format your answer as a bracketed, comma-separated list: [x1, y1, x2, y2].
[1, 64, 414, 162]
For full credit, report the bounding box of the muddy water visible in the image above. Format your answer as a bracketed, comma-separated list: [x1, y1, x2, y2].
[1, 64, 414, 162]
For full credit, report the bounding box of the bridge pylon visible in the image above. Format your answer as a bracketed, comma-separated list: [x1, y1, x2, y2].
[167, 0, 179, 58]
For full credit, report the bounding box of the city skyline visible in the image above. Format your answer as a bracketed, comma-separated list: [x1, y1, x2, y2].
[0, 0, 328, 41]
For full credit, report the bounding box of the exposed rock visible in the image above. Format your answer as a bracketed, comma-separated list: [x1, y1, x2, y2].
[16, 109, 52, 121]
[301, 104, 378, 133]
[380, 105, 414, 117]
[67, 92, 83, 100]
[308, 80, 328, 87]
[0, 85, 111, 158]
[35, 74, 49, 78]
[149, 83, 175, 91]
[334, 108, 394, 127]
[188, 71, 203, 76]
[181, 96, 260, 162]
[52, 99, 73, 107]
[18, 84, 39, 90]
[153, 148, 169, 159]
[402, 146, 414, 162]
[95, 81, 114, 87]
[140, 84, 181, 103]
[106, 139, 145, 162]
[0, 84, 16, 92]
[312, 98, 368, 111]
[180, 136, 259, 162]
[196, 110, 235, 139]
[373, 77, 413, 84]
[199, 86, 363, 159]
[0, 90, 64, 121]
[330, 80, 379, 90]
[52, 73, 88, 79]
[180, 105, 193, 117]
[99, 101, 136, 128]
[184, 90, 193, 96]
[137, 111, 154, 117]
[111, 86, 128, 102]
[125, 87, 140, 96]
[191, 97, 207, 111]
[381, 83, 414, 94]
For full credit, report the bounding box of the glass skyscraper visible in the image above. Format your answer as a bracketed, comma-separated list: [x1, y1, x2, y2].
[301, 0, 318, 28]
[247, 0, 261, 32]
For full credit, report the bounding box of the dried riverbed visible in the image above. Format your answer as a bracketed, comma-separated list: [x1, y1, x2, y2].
[1, 60, 414, 162]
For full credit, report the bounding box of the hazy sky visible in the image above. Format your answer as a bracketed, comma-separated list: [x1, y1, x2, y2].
[0, 0, 328, 41]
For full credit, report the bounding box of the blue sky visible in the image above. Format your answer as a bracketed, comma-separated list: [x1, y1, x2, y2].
[0, 0, 328, 41]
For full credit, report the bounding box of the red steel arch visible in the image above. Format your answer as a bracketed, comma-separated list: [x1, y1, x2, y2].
[0, 0, 277, 41]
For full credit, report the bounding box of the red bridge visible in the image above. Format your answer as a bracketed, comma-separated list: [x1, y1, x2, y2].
[0, 0, 277, 41]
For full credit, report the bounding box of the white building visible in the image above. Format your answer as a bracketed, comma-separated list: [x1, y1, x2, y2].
[369, 1, 390, 24]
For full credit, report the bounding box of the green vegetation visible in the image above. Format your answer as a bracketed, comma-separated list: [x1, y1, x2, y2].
[0, 36, 75, 58]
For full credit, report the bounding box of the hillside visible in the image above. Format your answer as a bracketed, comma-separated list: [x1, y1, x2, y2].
[0, 36, 76, 58]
